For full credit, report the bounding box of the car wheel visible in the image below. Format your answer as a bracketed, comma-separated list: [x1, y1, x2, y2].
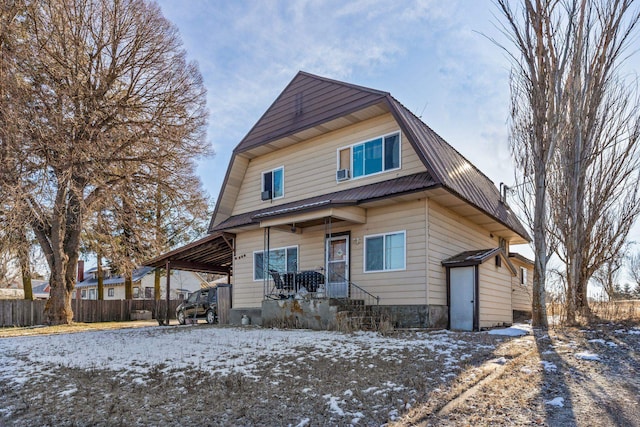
[177, 310, 186, 325]
[206, 309, 216, 324]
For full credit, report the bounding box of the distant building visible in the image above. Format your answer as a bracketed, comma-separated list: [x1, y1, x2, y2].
[74, 265, 208, 300]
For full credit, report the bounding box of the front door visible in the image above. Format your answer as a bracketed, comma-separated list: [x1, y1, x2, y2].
[449, 266, 475, 331]
[326, 235, 349, 298]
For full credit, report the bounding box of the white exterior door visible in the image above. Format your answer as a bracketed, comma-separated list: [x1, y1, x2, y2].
[450, 266, 475, 331]
[326, 236, 349, 298]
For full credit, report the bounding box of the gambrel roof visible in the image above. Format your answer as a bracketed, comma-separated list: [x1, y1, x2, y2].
[209, 71, 530, 243]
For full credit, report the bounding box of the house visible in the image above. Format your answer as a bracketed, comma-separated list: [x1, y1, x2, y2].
[74, 265, 208, 300]
[146, 71, 533, 331]
[31, 280, 50, 299]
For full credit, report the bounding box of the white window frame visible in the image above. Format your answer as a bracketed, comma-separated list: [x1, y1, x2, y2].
[253, 245, 299, 281]
[81, 289, 87, 299]
[337, 131, 401, 182]
[261, 166, 285, 200]
[363, 230, 406, 273]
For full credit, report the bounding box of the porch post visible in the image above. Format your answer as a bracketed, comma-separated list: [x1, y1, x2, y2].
[165, 260, 171, 326]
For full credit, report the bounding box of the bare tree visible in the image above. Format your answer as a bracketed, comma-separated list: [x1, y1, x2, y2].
[496, 0, 571, 327]
[592, 256, 624, 300]
[549, 1, 640, 322]
[1, 0, 209, 324]
[497, 0, 640, 325]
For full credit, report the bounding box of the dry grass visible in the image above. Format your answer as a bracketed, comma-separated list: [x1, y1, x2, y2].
[547, 300, 640, 325]
[0, 320, 158, 338]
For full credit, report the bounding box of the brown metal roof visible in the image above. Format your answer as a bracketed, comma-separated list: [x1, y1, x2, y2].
[209, 71, 530, 242]
[143, 232, 234, 274]
[442, 248, 517, 275]
[235, 71, 388, 153]
[386, 96, 531, 241]
[441, 248, 502, 266]
[212, 172, 437, 231]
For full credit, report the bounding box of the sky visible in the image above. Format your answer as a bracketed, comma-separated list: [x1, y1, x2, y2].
[153, 0, 640, 265]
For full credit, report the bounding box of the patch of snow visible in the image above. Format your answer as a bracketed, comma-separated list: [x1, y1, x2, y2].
[362, 387, 377, 394]
[545, 397, 564, 407]
[492, 357, 508, 365]
[588, 339, 606, 344]
[520, 367, 532, 374]
[629, 329, 640, 335]
[59, 388, 76, 397]
[325, 395, 345, 416]
[540, 361, 557, 372]
[487, 323, 531, 336]
[388, 409, 399, 421]
[575, 351, 600, 361]
[607, 341, 618, 347]
[344, 389, 353, 397]
[294, 418, 310, 427]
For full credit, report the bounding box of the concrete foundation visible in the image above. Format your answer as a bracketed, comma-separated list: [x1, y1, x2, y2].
[373, 304, 448, 328]
[257, 300, 448, 330]
[261, 299, 339, 329]
[513, 310, 532, 323]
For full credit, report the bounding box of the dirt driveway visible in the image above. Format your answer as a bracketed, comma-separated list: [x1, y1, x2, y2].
[1, 322, 638, 426]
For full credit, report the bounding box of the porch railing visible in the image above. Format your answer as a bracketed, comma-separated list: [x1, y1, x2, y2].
[264, 268, 380, 307]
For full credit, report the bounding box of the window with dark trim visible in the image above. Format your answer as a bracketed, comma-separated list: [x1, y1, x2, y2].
[107, 288, 115, 297]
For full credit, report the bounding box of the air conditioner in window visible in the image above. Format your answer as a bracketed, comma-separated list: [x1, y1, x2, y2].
[261, 190, 272, 201]
[336, 169, 350, 181]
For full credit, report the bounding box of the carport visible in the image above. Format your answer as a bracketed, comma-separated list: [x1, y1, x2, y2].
[143, 232, 234, 324]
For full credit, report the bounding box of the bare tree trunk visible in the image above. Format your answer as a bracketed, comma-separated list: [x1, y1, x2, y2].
[97, 252, 104, 300]
[154, 269, 161, 301]
[532, 170, 549, 327]
[125, 272, 133, 300]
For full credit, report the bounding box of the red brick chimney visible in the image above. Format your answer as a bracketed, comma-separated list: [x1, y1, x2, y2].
[77, 260, 85, 283]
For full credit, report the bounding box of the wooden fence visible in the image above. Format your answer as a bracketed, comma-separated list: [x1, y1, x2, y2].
[0, 299, 181, 327]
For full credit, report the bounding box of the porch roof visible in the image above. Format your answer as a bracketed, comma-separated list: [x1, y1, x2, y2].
[211, 171, 437, 231]
[143, 232, 234, 274]
[442, 248, 517, 275]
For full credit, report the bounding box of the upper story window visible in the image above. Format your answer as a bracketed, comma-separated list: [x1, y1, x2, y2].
[337, 132, 400, 181]
[261, 166, 284, 200]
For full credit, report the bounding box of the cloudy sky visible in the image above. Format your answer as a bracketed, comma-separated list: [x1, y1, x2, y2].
[154, 0, 640, 257]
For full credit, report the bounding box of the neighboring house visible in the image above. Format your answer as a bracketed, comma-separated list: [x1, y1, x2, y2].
[74, 266, 208, 300]
[147, 71, 533, 331]
[31, 280, 50, 299]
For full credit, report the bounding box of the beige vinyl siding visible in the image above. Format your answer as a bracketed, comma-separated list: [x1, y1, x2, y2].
[349, 200, 427, 306]
[231, 199, 427, 307]
[478, 262, 513, 328]
[231, 113, 427, 216]
[428, 201, 500, 306]
[511, 260, 533, 312]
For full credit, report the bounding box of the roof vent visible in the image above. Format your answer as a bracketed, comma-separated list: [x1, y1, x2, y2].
[295, 92, 304, 116]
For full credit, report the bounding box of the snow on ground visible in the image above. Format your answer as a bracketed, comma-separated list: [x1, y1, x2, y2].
[540, 360, 558, 372]
[487, 323, 531, 337]
[545, 397, 565, 407]
[575, 351, 601, 361]
[0, 325, 485, 387]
